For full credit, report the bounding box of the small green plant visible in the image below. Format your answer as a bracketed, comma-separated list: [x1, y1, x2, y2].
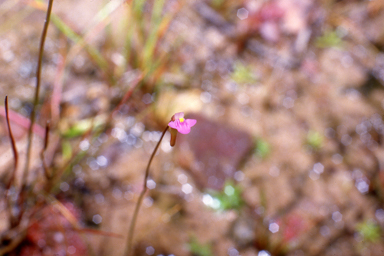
[231, 62, 257, 84]
[315, 30, 344, 48]
[61, 115, 106, 138]
[356, 220, 382, 243]
[209, 180, 244, 211]
[306, 130, 323, 149]
[211, 0, 225, 8]
[188, 237, 213, 256]
[255, 139, 271, 159]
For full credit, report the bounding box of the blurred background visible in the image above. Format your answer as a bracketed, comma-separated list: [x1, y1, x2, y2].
[1, 0, 384, 255]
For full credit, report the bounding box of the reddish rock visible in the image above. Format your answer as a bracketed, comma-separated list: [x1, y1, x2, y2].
[176, 114, 253, 190]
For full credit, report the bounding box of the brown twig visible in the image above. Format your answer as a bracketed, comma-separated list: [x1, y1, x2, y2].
[4, 96, 19, 190]
[125, 125, 169, 256]
[40, 121, 51, 179]
[4, 96, 20, 229]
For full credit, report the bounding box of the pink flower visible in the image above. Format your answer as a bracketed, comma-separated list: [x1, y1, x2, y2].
[168, 112, 196, 146]
[168, 112, 197, 134]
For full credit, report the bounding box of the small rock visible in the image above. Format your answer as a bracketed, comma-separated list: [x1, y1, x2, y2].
[175, 114, 253, 190]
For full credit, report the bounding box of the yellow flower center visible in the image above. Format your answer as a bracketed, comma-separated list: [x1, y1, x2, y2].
[179, 118, 185, 122]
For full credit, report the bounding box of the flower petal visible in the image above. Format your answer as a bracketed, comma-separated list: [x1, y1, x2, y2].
[185, 119, 197, 127]
[168, 121, 178, 129]
[174, 112, 184, 120]
[177, 125, 191, 134]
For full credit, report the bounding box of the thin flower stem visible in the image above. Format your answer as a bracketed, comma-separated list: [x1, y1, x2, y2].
[23, 0, 54, 189]
[125, 125, 169, 256]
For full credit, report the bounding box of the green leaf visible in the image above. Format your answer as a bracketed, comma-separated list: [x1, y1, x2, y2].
[231, 62, 257, 84]
[62, 141, 72, 161]
[255, 139, 271, 159]
[315, 30, 344, 49]
[356, 220, 382, 243]
[208, 180, 244, 211]
[211, 0, 225, 8]
[61, 115, 106, 138]
[188, 237, 213, 256]
[306, 130, 323, 149]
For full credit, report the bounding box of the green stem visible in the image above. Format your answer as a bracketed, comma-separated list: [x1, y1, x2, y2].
[125, 125, 169, 256]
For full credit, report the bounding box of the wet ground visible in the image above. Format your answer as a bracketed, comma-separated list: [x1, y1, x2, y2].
[1, 0, 384, 256]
